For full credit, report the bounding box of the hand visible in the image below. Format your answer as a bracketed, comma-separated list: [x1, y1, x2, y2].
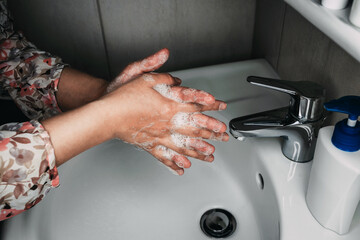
[106, 48, 170, 93]
[44, 48, 228, 176]
[100, 72, 228, 175]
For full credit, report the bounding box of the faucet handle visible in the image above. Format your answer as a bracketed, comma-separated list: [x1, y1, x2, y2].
[247, 76, 326, 122]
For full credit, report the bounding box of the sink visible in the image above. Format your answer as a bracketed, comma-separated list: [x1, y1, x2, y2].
[1, 59, 359, 239]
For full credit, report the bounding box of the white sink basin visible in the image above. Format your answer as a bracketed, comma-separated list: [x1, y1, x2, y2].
[1, 59, 359, 239]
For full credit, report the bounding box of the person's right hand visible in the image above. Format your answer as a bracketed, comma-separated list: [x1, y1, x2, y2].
[100, 71, 228, 175]
[43, 48, 228, 175]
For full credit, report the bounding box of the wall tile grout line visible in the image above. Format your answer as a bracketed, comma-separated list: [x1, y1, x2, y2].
[275, 4, 288, 73]
[96, 0, 112, 81]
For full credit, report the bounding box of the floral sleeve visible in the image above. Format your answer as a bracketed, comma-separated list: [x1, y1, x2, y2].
[0, 0, 67, 121]
[0, 121, 59, 221]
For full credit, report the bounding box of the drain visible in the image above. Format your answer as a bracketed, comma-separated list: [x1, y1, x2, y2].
[200, 209, 236, 238]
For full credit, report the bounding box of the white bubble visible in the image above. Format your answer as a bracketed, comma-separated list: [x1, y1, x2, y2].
[153, 84, 182, 102]
[171, 112, 197, 129]
[158, 51, 168, 65]
[156, 145, 175, 160]
[171, 133, 189, 148]
[142, 74, 155, 82]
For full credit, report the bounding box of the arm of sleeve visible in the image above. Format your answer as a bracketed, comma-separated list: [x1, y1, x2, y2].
[0, 1, 67, 121]
[0, 120, 59, 221]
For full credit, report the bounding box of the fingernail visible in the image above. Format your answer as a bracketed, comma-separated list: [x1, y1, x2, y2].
[176, 161, 184, 168]
[200, 146, 214, 156]
[213, 123, 223, 133]
[204, 155, 214, 162]
[222, 133, 230, 141]
[219, 102, 227, 111]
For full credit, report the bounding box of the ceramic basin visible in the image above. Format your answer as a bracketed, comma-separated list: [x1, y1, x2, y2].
[2, 59, 359, 239]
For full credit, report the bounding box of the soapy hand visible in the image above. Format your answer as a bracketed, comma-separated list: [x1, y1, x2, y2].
[106, 48, 170, 93]
[101, 50, 229, 175]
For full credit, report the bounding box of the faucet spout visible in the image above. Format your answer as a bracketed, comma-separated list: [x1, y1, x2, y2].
[230, 107, 322, 162]
[229, 76, 326, 163]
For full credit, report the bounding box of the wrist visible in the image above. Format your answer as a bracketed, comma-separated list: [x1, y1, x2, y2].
[57, 67, 109, 111]
[42, 99, 113, 166]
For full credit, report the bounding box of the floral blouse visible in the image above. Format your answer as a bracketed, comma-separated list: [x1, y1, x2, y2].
[0, 0, 65, 220]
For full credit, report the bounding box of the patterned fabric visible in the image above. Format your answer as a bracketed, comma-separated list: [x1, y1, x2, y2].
[0, 0, 66, 120]
[0, 0, 62, 220]
[0, 121, 59, 221]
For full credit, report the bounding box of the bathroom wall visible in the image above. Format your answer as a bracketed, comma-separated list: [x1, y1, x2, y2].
[8, 0, 109, 79]
[253, 0, 360, 124]
[0, 0, 255, 124]
[8, 0, 256, 79]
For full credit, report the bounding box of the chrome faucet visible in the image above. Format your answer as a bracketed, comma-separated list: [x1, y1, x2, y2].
[229, 76, 326, 163]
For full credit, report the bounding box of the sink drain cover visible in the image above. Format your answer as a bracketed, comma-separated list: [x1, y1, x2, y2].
[200, 209, 236, 238]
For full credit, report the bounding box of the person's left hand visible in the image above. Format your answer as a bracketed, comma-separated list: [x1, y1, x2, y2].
[106, 48, 170, 93]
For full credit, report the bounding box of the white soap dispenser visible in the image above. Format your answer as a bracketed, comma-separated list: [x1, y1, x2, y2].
[306, 96, 360, 235]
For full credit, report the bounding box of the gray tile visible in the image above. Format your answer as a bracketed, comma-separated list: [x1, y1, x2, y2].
[277, 6, 360, 124]
[277, 6, 332, 83]
[98, 0, 256, 78]
[252, 0, 286, 69]
[8, 0, 110, 79]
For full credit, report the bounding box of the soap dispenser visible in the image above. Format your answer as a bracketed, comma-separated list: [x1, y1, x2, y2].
[306, 96, 360, 235]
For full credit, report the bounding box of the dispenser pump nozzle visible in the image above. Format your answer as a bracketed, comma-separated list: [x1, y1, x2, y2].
[324, 96, 360, 152]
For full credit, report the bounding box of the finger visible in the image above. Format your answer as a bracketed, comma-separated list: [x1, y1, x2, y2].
[153, 85, 217, 106]
[186, 138, 215, 156]
[168, 86, 215, 105]
[162, 133, 215, 161]
[154, 145, 192, 168]
[152, 145, 186, 175]
[144, 74, 182, 86]
[107, 49, 170, 92]
[173, 154, 192, 168]
[148, 73, 181, 86]
[191, 113, 227, 133]
[175, 126, 230, 142]
[171, 112, 227, 133]
[119, 48, 170, 84]
[139, 48, 169, 72]
[176, 100, 227, 113]
[201, 100, 227, 112]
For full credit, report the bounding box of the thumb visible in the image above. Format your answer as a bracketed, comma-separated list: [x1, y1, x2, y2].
[107, 48, 170, 93]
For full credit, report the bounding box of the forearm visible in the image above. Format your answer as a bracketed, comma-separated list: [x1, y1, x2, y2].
[41, 99, 112, 167]
[56, 68, 108, 111]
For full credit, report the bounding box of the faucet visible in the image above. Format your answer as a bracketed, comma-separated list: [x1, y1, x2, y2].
[229, 76, 326, 163]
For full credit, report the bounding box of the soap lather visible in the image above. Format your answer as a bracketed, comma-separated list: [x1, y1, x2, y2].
[306, 95, 360, 235]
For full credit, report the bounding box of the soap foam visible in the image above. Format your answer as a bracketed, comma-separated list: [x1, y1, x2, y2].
[210, 132, 225, 141]
[131, 123, 156, 150]
[106, 78, 121, 93]
[156, 145, 175, 160]
[153, 84, 182, 102]
[171, 132, 190, 148]
[142, 74, 155, 82]
[156, 145, 184, 172]
[219, 102, 227, 111]
[189, 139, 213, 155]
[171, 112, 198, 129]
[157, 50, 168, 65]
